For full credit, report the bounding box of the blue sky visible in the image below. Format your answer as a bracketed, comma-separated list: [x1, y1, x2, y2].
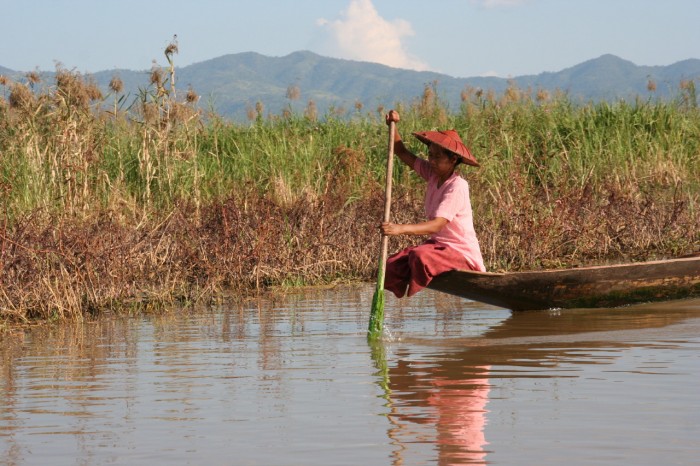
[2, 0, 699, 78]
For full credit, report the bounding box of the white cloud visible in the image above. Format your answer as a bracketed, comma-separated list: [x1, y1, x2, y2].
[479, 70, 503, 77]
[316, 0, 428, 71]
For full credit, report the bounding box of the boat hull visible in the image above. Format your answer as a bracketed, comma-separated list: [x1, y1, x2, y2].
[428, 256, 700, 311]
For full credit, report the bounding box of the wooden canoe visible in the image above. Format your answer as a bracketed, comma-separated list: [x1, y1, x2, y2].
[428, 255, 700, 311]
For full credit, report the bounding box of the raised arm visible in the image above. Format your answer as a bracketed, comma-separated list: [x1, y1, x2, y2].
[386, 110, 417, 169]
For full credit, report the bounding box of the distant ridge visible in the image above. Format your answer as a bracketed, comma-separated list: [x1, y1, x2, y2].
[2, 52, 699, 120]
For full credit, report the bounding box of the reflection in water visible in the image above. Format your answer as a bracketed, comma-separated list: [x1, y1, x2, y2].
[372, 339, 491, 465]
[372, 297, 700, 465]
[2, 288, 700, 465]
[0, 289, 379, 465]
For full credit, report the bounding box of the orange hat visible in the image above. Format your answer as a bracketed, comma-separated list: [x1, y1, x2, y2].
[412, 129, 479, 167]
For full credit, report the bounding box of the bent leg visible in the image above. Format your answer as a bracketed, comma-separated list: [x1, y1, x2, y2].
[406, 242, 469, 297]
[383, 246, 414, 298]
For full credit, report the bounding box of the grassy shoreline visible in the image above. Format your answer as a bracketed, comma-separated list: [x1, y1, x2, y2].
[1, 68, 698, 326]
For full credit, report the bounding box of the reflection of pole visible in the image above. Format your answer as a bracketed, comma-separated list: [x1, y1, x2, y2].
[369, 339, 406, 466]
[370, 340, 390, 396]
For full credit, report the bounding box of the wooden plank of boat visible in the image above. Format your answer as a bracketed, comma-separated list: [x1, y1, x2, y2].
[428, 256, 700, 311]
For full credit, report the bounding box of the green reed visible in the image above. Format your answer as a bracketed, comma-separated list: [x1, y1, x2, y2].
[1, 63, 698, 325]
[2, 70, 697, 222]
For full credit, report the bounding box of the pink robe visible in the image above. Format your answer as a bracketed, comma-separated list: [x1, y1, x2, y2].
[385, 158, 485, 298]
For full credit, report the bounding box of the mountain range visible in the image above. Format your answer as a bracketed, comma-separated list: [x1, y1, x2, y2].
[2, 52, 699, 121]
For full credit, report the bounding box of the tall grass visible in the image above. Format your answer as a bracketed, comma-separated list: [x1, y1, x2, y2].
[0, 59, 698, 325]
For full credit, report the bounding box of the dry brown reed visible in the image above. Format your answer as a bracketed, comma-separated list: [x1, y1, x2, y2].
[304, 100, 318, 121]
[5, 160, 692, 325]
[286, 84, 301, 101]
[472, 175, 697, 271]
[109, 75, 124, 94]
[8, 83, 34, 110]
[0, 187, 392, 324]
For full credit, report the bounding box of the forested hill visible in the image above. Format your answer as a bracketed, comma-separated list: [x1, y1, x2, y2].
[2, 51, 699, 120]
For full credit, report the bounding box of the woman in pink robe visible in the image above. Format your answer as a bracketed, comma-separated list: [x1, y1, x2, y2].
[381, 110, 486, 298]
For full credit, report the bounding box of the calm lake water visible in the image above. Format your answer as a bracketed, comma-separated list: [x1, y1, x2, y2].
[2, 285, 700, 465]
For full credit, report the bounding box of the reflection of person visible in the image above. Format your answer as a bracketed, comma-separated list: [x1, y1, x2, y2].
[380, 110, 486, 298]
[384, 354, 491, 465]
[429, 373, 490, 464]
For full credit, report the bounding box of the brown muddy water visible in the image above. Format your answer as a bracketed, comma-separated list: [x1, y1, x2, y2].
[1, 286, 700, 465]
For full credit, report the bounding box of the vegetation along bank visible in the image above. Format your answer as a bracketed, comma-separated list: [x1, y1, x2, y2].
[1, 62, 698, 326]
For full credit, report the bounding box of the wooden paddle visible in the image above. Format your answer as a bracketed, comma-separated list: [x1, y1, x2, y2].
[368, 120, 396, 337]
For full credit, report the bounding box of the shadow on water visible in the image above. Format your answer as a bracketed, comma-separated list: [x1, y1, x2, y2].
[370, 297, 700, 465]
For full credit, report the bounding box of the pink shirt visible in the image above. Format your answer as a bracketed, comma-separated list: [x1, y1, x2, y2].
[413, 158, 486, 272]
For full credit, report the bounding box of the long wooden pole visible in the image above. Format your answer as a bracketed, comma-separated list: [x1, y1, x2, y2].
[368, 120, 396, 337]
